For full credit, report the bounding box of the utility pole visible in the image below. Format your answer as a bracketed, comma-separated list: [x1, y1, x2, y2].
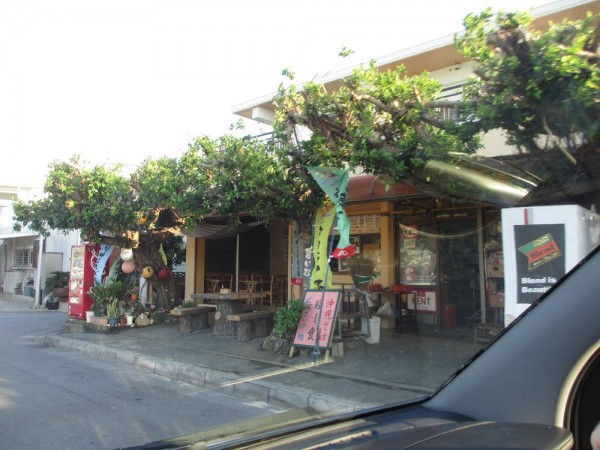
[33, 235, 45, 309]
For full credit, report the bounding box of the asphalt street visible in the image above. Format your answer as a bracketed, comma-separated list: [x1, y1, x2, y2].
[0, 302, 287, 449]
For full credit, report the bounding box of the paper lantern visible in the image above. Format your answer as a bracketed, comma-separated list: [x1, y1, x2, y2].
[120, 247, 134, 261]
[141, 265, 154, 279]
[121, 260, 135, 274]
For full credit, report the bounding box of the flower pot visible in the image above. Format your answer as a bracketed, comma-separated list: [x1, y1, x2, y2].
[126, 315, 134, 326]
[53, 287, 69, 300]
[108, 317, 119, 327]
[91, 315, 108, 326]
[85, 310, 95, 323]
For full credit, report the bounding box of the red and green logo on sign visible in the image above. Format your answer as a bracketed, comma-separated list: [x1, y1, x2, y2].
[518, 233, 561, 270]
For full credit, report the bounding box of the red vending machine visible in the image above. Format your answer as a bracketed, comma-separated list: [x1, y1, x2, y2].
[68, 244, 99, 320]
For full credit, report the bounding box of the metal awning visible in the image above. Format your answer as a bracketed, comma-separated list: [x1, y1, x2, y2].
[184, 221, 263, 239]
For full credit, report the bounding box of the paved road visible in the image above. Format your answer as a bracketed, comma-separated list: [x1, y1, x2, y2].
[0, 311, 287, 449]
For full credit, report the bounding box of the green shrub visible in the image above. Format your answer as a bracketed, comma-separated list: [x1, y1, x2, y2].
[179, 301, 197, 309]
[45, 271, 69, 291]
[273, 299, 306, 341]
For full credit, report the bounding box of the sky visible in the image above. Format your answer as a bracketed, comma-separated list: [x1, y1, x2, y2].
[0, 0, 551, 187]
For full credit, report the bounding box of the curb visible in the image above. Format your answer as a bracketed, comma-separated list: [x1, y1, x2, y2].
[35, 335, 374, 414]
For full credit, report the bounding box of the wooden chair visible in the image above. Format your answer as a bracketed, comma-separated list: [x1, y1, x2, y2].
[205, 273, 221, 293]
[257, 274, 274, 306]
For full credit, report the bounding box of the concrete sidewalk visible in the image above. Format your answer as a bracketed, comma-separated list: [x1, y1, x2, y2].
[0, 292, 68, 312]
[2, 293, 483, 415]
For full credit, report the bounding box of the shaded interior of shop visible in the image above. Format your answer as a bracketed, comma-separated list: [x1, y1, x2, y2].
[187, 196, 505, 342]
[200, 222, 289, 305]
[205, 226, 270, 280]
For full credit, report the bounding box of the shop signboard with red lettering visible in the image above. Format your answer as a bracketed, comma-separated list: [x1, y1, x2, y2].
[406, 289, 438, 313]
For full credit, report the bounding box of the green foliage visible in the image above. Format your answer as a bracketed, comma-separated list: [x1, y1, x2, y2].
[13, 156, 138, 242]
[12, 132, 321, 307]
[272, 7, 599, 205]
[88, 280, 132, 316]
[273, 299, 307, 340]
[12, 6, 598, 263]
[13, 131, 323, 250]
[185, 134, 323, 226]
[44, 271, 69, 291]
[273, 59, 479, 187]
[456, 10, 600, 158]
[179, 301, 197, 309]
[106, 298, 120, 319]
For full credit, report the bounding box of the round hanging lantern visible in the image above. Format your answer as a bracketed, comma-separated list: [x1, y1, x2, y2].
[141, 265, 154, 279]
[120, 248, 134, 261]
[121, 260, 135, 274]
[157, 267, 171, 280]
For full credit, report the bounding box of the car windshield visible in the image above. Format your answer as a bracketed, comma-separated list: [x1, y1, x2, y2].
[1, 1, 599, 449]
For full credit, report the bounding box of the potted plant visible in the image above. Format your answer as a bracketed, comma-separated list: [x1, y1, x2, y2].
[45, 271, 70, 300]
[88, 280, 131, 319]
[107, 298, 120, 327]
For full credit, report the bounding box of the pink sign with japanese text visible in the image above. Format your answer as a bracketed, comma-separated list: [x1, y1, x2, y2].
[293, 290, 341, 350]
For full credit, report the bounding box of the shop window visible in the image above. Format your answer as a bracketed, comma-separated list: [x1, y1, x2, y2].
[335, 234, 381, 274]
[398, 224, 437, 285]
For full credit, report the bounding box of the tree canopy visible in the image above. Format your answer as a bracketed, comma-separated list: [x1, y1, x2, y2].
[273, 61, 480, 195]
[273, 8, 600, 206]
[12, 132, 322, 307]
[455, 9, 600, 205]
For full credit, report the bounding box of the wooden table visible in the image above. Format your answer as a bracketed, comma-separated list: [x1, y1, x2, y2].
[192, 292, 250, 336]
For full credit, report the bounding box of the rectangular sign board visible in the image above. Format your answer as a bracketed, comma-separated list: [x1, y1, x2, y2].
[293, 290, 341, 350]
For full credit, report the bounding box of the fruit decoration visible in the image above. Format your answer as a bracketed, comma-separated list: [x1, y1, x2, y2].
[141, 265, 154, 279]
[121, 260, 135, 274]
[120, 247, 134, 261]
[157, 267, 171, 280]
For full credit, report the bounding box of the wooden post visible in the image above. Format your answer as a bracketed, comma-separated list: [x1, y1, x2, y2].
[254, 317, 273, 337]
[237, 321, 254, 341]
[179, 315, 193, 333]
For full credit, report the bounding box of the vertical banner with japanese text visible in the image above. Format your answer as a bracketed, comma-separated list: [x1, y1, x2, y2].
[309, 206, 336, 290]
[307, 166, 355, 259]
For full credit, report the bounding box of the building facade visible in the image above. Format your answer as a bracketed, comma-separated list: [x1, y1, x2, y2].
[183, 0, 599, 331]
[0, 184, 79, 302]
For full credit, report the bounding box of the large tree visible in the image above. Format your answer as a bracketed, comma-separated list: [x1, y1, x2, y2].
[13, 132, 322, 308]
[456, 9, 600, 205]
[273, 8, 600, 207]
[273, 62, 481, 198]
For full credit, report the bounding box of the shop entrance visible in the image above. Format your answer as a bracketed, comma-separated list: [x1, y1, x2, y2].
[438, 221, 480, 326]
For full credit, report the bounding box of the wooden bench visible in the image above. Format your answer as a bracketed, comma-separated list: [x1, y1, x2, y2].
[226, 310, 275, 342]
[170, 306, 214, 333]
